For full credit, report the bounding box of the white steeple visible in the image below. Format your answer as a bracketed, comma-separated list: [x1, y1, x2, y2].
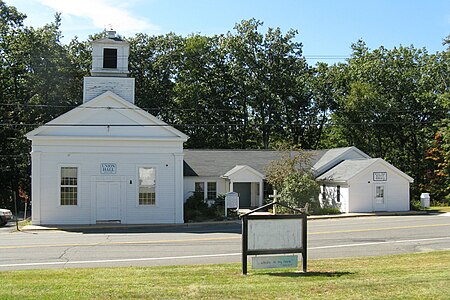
[83, 30, 135, 103]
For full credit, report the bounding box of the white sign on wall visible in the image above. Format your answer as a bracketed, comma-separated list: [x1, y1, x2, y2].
[373, 172, 387, 181]
[248, 219, 302, 251]
[100, 163, 117, 174]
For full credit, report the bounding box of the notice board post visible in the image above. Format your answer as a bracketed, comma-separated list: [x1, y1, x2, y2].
[241, 201, 308, 275]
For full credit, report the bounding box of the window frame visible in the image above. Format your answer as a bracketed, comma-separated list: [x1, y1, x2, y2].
[194, 182, 205, 199]
[206, 182, 217, 200]
[194, 181, 217, 200]
[58, 165, 80, 207]
[103, 47, 118, 69]
[137, 166, 158, 207]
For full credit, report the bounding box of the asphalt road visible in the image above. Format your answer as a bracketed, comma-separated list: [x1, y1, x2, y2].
[1, 213, 449, 271]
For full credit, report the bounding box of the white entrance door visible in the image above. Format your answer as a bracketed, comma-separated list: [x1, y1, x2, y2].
[96, 181, 121, 222]
[373, 184, 386, 211]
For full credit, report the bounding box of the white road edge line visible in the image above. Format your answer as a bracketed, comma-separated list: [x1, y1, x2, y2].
[1, 236, 449, 268]
[309, 236, 450, 250]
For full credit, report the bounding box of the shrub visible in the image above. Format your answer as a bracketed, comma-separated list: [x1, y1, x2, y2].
[184, 194, 235, 222]
[313, 207, 341, 215]
[279, 172, 321, 213]
[184, 194, 210, 222]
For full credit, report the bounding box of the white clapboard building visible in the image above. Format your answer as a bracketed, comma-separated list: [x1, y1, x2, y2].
[183, 147, 413, 213]
[27, 32, 414, 225]
[27, 31, 188, 225]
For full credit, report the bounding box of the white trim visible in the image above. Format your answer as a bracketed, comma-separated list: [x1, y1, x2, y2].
[222, 165, 265, 179]
[26, 91, 189, 141]
[31, 151, 42, 225]
[349, 158, 414, 183]
[173, 153, 184, 223]
[136, 165, 159, 207]
[28, 136, 186, 142]
[194, 180, 218, 200]
[372, 183, 387, 211]
[102, 46, 119, 69]
[57, 164, 80, 207]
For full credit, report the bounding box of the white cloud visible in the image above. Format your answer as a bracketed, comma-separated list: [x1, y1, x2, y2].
[38, 0, 159, 35]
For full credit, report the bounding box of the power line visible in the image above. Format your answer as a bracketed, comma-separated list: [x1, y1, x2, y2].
[0, 103, 447, 114]
[0, 120, 437, 129]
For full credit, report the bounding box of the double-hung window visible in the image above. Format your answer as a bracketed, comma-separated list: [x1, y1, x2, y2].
[194, 182, 217, 200]
[207, 182, 217, 200]
[139, 167, 156, 205]
[194, 182, 204, 199]
[60, 167, 78, 206]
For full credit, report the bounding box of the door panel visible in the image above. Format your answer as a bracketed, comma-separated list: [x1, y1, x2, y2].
[96, 182, 121, 221]
[234, 182, 252, 208]
[373, 184, 386, 211]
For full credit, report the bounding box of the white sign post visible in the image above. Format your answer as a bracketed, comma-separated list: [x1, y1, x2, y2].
[225, 192, 239, 217]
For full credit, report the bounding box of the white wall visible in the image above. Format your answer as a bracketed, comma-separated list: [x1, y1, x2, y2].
[349, 162, 410, 212]
[320, 185, 347, 213]
[183, 177, 227, 201]
[31, 143, 184, 225]
[84, 77, 135, 103]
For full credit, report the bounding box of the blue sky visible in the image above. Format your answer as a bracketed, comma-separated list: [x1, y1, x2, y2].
[5, 0, 450, 64]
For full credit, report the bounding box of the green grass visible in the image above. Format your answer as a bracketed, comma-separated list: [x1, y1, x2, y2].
[1, 251, 449, 299]
[429, 206, 450, 213]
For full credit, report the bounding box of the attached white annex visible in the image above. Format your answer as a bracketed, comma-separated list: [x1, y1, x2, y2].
[183, 147, 414, 213]
[317, 158, 414, 212]
[27, 31, 188, 225]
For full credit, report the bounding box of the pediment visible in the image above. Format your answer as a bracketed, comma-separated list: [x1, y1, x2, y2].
[223, 165, 265, 182]
[27, 91, 188, 141]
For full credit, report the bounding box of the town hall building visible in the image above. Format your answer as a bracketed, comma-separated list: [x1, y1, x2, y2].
[27, 31, 188, 225]
[27, 32, 413, 225]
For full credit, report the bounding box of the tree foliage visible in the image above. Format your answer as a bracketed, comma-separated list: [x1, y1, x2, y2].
[1, 0, 449, 209]
[264, 145, 320, 212]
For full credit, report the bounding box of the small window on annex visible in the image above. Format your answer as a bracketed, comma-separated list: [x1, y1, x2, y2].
[207, 182, 217, 200]
[103, 48, 117, 69]
[194, 182, 204, 199]
[60, 167, 78, 205]
[139, 167, 156, 205]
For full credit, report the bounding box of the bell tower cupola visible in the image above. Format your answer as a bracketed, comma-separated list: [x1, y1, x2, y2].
[83, 30, 135, 103]
[90, 30, 129, 77]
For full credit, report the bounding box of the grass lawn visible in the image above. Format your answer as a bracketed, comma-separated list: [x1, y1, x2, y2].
[1, 251, 449, 300]
[429, 206, 450, 213]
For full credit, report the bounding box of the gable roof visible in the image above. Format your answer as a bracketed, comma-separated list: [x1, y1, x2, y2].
[223, 165, 265, 179]
[26, 91, 188, 141]
[312, 146, 370, 176]
[183, 150, 283, 177]
[316, 158, 378, 182]
[316, 158, 414, 183]
[182, 148, 364, 177]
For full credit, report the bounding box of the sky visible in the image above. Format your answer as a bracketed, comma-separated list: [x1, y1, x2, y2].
[5, 0, 450, 65]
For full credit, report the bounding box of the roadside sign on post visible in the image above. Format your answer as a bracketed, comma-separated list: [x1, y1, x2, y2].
[241, 201, 308, 275]
[225, 192, 239, 217]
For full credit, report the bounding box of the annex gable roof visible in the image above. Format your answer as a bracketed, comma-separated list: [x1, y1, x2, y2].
[312, 146, 370, 176]
[316, 158, 414, 183]
[222, 165, 265, 181]
[182, 148, 369, 177]
[26, 91, 188, 141]
[183, 150, 281, 177]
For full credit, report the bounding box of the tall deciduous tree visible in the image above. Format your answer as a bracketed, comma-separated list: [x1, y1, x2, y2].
[325, 40, 449, 199]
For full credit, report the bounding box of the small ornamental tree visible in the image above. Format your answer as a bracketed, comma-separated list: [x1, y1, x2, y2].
[264, 144, 320, 213]
[423, 125, 450, 204]
[279, 172, 321, 212]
